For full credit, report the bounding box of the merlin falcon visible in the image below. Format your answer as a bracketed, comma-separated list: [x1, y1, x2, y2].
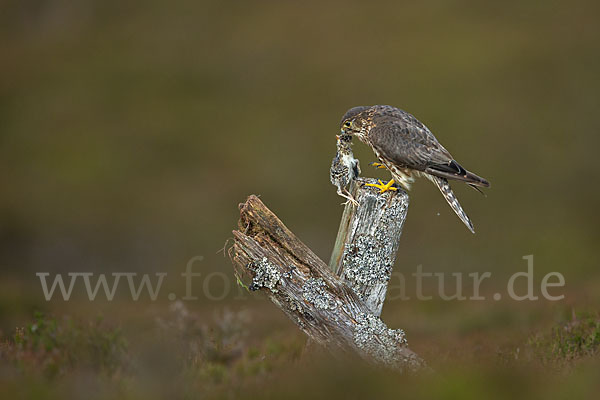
[340, 105, 490, 233]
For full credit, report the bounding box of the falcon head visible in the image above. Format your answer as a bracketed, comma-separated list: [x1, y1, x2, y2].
[340, 106, 371, 140]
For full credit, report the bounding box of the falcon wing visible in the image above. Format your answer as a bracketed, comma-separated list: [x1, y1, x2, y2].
[369, 112, 452, 170]
[369, 111, 490, 187]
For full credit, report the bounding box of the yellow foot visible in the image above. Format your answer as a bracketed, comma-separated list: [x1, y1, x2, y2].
[369, 162, 387, 169]
[365, 179, 398, 193]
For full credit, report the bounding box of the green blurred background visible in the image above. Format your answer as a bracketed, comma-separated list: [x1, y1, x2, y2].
[1, 0, 600, 397]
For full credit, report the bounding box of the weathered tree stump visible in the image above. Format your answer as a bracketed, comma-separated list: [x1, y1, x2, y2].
[230, 195, 425, 371]
[329, 177, 409, 316]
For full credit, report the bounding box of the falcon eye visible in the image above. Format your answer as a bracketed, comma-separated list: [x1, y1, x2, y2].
[344, 121, 352, 128]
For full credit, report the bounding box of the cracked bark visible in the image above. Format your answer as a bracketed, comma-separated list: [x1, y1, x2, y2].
[329, 177, 409, 316]
[229, 187, 425, 372]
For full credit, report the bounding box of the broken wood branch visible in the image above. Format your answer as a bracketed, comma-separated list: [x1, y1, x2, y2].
[328, 177, 409, 316]
[230, 195, 425, 372]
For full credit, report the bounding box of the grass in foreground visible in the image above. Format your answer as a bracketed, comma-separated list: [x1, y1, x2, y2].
[1, 305, 599, 399]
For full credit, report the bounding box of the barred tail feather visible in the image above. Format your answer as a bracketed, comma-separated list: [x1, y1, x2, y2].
[432, 176, 475, 234]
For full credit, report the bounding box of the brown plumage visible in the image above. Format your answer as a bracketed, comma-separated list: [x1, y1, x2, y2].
[330, 134, 360, 205]
[340, 105, 490, 233]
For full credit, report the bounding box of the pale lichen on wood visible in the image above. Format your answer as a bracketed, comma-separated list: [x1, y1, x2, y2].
[229, 195, 425, 372]
[329, 177, 409, 316]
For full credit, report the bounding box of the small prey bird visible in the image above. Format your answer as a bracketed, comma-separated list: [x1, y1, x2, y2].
[330, 133, 361, 205]
[340, 105, 490, 233]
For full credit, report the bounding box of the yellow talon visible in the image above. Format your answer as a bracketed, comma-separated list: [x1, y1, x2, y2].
[365, 179, 398, 193]
[369, 162, 387, 169]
